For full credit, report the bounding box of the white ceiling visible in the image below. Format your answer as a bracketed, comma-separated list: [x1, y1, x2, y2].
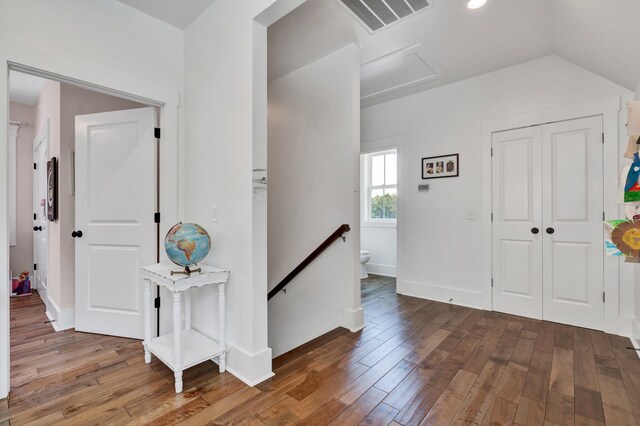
[116, 0, 216, 29]
[9, 72, 46, 106]
[268, 0, 640, 107]
[552, 0, 640, 93]
[30, 0, 638, 108]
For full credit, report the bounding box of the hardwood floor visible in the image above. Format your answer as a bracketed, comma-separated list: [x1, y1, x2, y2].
[2, 277, 640, 425]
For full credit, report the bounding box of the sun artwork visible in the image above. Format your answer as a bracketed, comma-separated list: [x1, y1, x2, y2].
[610, 220, 640, 257]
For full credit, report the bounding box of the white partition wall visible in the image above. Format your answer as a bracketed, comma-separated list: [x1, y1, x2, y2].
[267, 44, 362, 357]
[0, 0, 183, 399]
[8, 125, 18, 248]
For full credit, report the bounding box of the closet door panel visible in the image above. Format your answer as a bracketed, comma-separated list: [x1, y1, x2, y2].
[542, 116, 604, 330]
[492, 127, 543, 319]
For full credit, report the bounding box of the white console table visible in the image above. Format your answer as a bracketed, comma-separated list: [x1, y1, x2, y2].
[141, 262, 229, 393]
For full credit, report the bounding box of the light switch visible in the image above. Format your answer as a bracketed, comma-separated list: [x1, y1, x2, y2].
[466, 209, 475, 220]
[212, 205, 219, 223]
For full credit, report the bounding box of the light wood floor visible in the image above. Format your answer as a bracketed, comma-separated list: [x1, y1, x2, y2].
[2, 277, 640, 425]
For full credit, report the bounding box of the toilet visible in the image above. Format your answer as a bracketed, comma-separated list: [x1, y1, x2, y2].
[360, 250, 371, 279]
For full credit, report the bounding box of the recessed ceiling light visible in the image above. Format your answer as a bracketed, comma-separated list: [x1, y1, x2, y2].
[468, 0, 487, 9]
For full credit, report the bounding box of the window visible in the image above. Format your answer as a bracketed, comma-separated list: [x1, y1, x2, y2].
[362, 149, 397, 223]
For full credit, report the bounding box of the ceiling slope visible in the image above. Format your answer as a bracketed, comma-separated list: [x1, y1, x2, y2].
[269, 0, 555, 106]
[553, 0, 640, 92]
[116, 0, 216, 29]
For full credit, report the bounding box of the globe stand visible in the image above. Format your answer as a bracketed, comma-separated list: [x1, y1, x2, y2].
[170, 265, 202, 276]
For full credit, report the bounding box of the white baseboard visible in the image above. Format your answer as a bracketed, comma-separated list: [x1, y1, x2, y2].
[225, 343, 273, 387]
[343, 307, 365, 332]
[366, 263, 396, 277]
[400, 280, 484, 310]
[37, 286, 48, 306]
[632, 319, 640, 360]
[45, 296, 75, 332]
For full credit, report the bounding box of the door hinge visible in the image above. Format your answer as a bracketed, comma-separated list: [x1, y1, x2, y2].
[33, 163, 37, 170]
[34, 213, 37, 220]
[154, 297, 161, 309]
[154, 128, 161, 139]
[491, 212, 494, 222]
[33, 263, 37, 271]
[603, 292, 606, 303]
[154, 212, 161, 224]
[603, 212, 606, 221]
[490, 148, 494, 157]
[491, 278, 494, 288]
[602, 133, 605, 144]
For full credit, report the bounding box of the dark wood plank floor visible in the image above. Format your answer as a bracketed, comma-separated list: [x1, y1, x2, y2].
[2, 277, 640, 425]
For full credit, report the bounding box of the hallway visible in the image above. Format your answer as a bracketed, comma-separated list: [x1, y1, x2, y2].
[2, 278, 639, 424]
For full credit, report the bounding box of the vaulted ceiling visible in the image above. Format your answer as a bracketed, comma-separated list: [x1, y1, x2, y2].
[116, 0, 216, 29]
[268, 0, 640, 107]
[113, 0, 640, 107]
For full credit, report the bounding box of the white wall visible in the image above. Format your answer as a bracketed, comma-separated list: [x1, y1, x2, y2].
[34, 80, 61, 311]
[267, 44, 362, 357]
[182, 0, 306, 386]
[9, 103, 35, 277]
[361, 226, 396, 277]
[0, 0, 183, 399]
[634, 85, 640, 352]
[362, 55, 635, 331]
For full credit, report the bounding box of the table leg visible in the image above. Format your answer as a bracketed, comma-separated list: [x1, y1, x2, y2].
[143, 279, 152, 364]
[218, 282, 226, 373]
[185, 290, 191, 330]
[173, 292, 183, 393]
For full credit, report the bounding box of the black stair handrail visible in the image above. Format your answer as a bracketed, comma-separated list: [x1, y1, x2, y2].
[267, 224, 351, 301]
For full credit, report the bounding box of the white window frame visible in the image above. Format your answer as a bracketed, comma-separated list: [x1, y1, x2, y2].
[361, 149, 397, 227]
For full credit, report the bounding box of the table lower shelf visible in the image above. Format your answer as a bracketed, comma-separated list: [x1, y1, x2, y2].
[144, 328, 226, 371]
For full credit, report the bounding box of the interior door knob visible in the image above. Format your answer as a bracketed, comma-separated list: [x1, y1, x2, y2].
[33, 226, 42, 231]
[546, 227, 555, 235]
[72, 230, 83, 238]
[531, 227, 539, 234]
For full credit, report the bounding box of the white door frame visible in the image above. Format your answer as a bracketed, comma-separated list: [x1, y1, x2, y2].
[2, 62, 179, 399]
[32, 119, 49, 300]
[482, 96, 626, 335]
[361, 136, 404, 293]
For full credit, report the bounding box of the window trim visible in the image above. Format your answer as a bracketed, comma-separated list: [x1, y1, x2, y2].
[362, 149, 397, 226]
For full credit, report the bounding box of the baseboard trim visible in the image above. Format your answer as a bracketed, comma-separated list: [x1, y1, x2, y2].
[225, 343, 273, 387]
[632, 319, 640, 360]
[45, 297, 75, 332]
[37, 287, 48, 306]
[366, 263, 396, 277]
[400, 280, 484, 310]
[343, 307, 365, 332]
[225, 366, 274, 388]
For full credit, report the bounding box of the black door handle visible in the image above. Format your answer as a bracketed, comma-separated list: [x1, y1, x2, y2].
[546, 227, 555, 235]
[531, 227, 539, 234]
[71, 230, 83, 238]
[33, 226, 42, 231]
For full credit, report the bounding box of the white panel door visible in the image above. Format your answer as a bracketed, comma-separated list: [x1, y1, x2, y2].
[75, 108, 156, 339]
[33, 122, 49, 297]
[492, 127, 543, 319]
[542, 117, 604, 330]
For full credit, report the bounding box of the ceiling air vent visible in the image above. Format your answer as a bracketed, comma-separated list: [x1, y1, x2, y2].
[339, 0, 433, 32]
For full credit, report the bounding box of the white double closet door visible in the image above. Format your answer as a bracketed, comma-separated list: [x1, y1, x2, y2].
[492, 116, 604, 330]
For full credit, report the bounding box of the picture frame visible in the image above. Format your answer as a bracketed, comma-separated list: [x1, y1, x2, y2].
[422, 154, 459, 179]
[47, 157, 58, 221]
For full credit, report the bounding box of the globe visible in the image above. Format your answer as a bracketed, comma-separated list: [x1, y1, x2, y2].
[165, 223, 211, 268]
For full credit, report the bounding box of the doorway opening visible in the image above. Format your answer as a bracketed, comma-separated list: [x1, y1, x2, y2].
[360, 147, 399, 299]
[7, 67, 161, 392]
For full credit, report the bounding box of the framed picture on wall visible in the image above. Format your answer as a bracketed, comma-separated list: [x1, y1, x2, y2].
[422, 154, 459, 179]
[47, 157, 58, 221]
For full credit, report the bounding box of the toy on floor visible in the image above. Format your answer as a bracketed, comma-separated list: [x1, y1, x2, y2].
[11, 271, 31, 297]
